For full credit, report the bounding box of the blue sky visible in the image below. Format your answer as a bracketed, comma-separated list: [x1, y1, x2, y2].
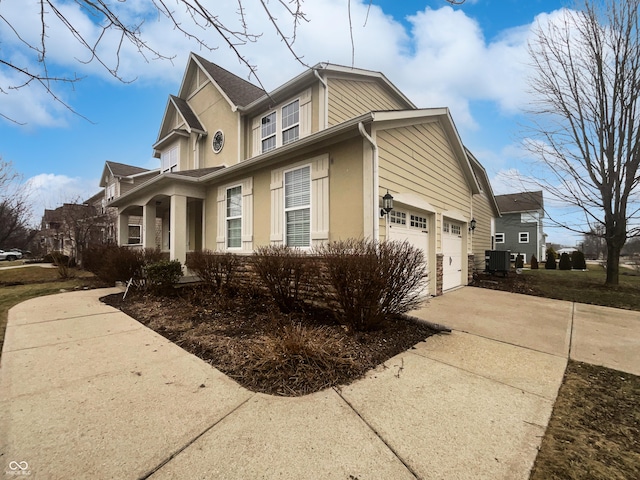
[0, 0, 579, 244]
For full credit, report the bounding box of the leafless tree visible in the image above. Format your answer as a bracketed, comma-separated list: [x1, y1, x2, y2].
[57, 199, 107, 266]
[0, 0, 464, 124]
[525, 0, 640, 285]
[0, 159, 33, 248]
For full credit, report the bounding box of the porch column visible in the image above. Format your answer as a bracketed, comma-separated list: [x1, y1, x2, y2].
[118, 212, 129, 246]
[143, 203, 157, 249]
[170, 195, 187, 267]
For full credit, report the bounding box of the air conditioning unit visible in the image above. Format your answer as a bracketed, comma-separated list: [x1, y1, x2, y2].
[485, 250, 511, 274]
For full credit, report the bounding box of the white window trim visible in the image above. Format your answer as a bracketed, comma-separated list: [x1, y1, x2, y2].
[283, 163, 312, 248]
[161, 144, 179, 173]
[225, 184, 242, 250]
[216, 178, 253, 252]
[519, 232, 530, 243]
[495, 232, 505, 243]
[281, 99, 300, 146]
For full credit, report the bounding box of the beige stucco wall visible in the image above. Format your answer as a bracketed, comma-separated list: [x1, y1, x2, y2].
[327, 78, 405, 126]
[202, 138, 365, 252]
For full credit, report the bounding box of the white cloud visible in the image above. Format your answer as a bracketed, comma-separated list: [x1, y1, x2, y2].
[24, 173, 99, 227]
[0, 1, 571, 131]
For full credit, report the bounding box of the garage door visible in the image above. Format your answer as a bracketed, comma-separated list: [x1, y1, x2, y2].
[388, 211, 429, 292]
[442, 220, 463, 291]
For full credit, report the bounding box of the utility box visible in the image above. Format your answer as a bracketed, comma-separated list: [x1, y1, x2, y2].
[485, 250, 511, 275]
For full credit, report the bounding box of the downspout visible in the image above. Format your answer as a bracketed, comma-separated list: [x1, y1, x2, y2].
[358, 122, 379, 241]
[314, 69, 328, 129]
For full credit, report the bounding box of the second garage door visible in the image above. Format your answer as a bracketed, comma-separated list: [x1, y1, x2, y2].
[442, 220, 463, 291]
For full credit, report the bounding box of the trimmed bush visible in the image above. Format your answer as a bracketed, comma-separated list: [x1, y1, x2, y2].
[144, 260, 183, 295]
[186, 250, 239, 291]
[545, 249, 557, 270]
[571, 250, 587, 270]
[84, 245, 165, 284]
[252, 245, 315, 313]
[530, 255, 539, 269]
[314, 239, 428, 331]
[559, 252, 572, 270]
[515, 254, 524, 269]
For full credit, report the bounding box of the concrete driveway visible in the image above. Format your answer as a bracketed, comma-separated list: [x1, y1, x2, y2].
[1, 287, 637, 479]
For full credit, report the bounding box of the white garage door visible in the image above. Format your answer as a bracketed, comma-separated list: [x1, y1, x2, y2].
[388, 211, 430, 292]
[442, 220, 463, 291]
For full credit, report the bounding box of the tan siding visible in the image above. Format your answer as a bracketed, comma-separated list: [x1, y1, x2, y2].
[377, 122, 472, 252]
[472, 190, 494, 271]
[327, 78, 405, 126]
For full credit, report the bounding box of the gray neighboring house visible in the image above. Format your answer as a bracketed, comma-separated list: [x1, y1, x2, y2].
[494, 191, 546, 264]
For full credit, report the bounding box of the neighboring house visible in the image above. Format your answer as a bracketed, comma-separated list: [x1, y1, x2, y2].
[494, 191, 546, 264]
[109, 53, 498, 295]
[98, 161, 161, 246]
[37, 201, 102, 260]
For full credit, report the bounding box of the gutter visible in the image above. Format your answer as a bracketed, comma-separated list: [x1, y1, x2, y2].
[314, 69, 328, 129]
[358, 121, 379, 241]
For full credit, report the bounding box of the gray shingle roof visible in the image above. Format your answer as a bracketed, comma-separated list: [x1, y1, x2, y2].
[496, 191, 544, 213]
[170, 95, 205, 131]
[106, 161, 150, 177]
[193, 53, 265, 107]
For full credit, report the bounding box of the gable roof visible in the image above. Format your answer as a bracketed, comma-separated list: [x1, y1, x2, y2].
[466, 149, 500, 217]
[169, 95, 205, 132]
[100, 161, 156, 187]
[191, 53, 266, 108]
[496, 191, 544, 214]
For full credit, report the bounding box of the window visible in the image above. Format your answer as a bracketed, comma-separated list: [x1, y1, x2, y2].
[495, 233, 505, 243]
[519, 232, 530, 243]
[284, 166, 311, 247]
[282, 100, 299, 145]
[226, 186, 242, 248]
[161, 145, 178, 173]
[410, 214, 427, 229]
[443, 221, 450, 233]
[261, 112, 277, 153]
[128, 225, 141, 244]
[451, 224, 461, 236]
[510, 253, 526, 263]
[106, 183, 116, 202]
[390, 210, 407, 225]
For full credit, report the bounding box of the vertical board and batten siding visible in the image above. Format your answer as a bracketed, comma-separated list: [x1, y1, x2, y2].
[376, 122, 471, 251]
[327, 78, 405, 126]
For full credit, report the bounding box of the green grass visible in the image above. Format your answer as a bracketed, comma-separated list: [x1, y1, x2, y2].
[0, 266, 101, 358]
[519, 264, 640, 310]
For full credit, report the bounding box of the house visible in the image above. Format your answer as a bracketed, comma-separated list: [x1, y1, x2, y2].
[108, 53, 498, 296]
[494, 191, 546, 264]
[98, 161, 161, 246]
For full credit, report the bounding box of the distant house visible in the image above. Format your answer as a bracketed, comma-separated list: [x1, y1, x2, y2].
[108, 53, 499, 295]
[37, 201, 102, 259]
[494, 191, 546, 264]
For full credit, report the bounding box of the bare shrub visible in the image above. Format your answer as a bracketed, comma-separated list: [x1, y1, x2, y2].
[252, 245, 316, 312]
[186, 250, 239, 291]
[144, 260, 183, 295]
[84, 245, 164, 284]
[314, 239, 428, 331]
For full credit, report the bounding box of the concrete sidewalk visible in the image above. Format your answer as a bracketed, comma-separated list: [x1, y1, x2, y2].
[1, 287, 637, 479]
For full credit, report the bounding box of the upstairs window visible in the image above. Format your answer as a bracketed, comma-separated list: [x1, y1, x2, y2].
[519, 232, 530, 243]
[161, 145, 178, 173]
[226, 186, 242, 248]
[261, 112, 277, 153]
[284, 165, 311, 247]
[282, 100, 299, 145]
[495, 232, 505, 243]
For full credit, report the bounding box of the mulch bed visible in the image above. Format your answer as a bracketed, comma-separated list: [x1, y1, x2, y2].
[102, 286, 438, 396]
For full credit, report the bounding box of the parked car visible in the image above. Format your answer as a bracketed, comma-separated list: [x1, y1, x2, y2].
[0, 249, 23, 261]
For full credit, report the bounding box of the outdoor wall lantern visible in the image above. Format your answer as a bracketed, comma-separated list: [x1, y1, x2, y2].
[380, 190, 394, 217]
[469, 218, 477, 232]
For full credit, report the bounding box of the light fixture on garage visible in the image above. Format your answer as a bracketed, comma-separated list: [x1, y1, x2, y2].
[469, 218, 477, 232]
[380, 190, 394, 217]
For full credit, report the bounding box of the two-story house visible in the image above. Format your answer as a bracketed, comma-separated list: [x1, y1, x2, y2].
[494, 191, 546, 264]
[109, 53, 498, 295]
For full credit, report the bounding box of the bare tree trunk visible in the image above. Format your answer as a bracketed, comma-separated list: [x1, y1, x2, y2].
[606, 243, 621, 285]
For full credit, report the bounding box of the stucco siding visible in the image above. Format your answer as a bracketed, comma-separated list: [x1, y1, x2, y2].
[327, 78, 405, 126]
